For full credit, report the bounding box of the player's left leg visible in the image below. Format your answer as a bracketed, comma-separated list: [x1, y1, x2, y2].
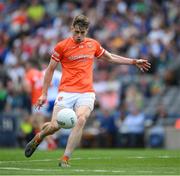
[60, 92, 95, 167]
[60, 105, 91, 167]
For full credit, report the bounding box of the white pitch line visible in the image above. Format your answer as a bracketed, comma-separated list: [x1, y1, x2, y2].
[1, 155, 178, 162]
[0, 167, 176, 174]
[0, 155, 178, 164]
[0, 159, 54, 164]
[127, 155, 179, 159]
[127, 156, 145, 159]
[0, 167, 46, 172]
[157, 155, 171, 158]
[0, 167, 125, 173]
[0, 157, 111, 164]
[137, 170, 177, 174]
[72, 157, 111, 160]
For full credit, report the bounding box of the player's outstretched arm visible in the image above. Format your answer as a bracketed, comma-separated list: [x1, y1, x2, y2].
[36, 59, 58, 109]
[101, 51, 151, 72]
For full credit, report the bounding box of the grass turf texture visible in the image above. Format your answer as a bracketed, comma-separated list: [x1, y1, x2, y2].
[0, 149, 180, 175]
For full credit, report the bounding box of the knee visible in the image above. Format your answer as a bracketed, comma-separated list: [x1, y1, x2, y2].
[77, 115, 87, 128]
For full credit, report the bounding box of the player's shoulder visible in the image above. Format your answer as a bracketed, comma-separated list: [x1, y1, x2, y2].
[85, 37, 99, 44]
[54, 37, 73, 52]
[85, 38, 101, 47]
[55, 38, 70, 46]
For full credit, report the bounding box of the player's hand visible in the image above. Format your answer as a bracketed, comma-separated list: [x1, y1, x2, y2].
[135, 59, 151, 72]
[35, 94, 47, 110]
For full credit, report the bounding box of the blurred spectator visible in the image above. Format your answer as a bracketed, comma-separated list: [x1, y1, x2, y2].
[150, 73, 164, 96]
[116, 104, 145, 148]
[27, 0, 45, 23]
[153, 104, 168, 125]
[147, 105, 167, 148]
[23, 60, 43, 112]
[10, 4, 29, 36]
[96, 108, 117, 147]
[125, 84, 144, 110]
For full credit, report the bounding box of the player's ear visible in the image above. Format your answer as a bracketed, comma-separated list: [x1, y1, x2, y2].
[84, 27, 89, 35]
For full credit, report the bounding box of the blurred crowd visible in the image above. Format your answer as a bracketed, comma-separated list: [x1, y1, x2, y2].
[0, 0, 180, 149]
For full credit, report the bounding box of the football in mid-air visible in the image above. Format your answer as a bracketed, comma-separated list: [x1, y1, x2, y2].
[57, 108, 77, 129]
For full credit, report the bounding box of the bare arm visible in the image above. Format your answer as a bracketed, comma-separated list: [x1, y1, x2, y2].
[101, 50, 151, 72]
[36, 59, 58, 109]
[42, 59, 58, 95]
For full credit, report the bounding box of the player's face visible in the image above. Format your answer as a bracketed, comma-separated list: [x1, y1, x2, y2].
[72, 25, 88, 43]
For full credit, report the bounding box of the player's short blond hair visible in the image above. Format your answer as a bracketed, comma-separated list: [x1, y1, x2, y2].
[72, 15, 90, 30]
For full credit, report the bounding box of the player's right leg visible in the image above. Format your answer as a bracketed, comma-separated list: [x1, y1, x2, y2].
[24, 105, 61, 158]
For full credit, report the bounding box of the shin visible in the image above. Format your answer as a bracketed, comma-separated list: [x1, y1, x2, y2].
[39, 121, 60, 140]
[64, 106, 91, 158]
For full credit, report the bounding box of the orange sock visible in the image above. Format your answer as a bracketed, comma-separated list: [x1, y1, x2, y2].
[62, 155, 69, 161]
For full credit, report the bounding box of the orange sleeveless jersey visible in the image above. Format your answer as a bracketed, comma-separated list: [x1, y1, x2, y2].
[25, 68, 44, 105]
[51, 37, 105, 92]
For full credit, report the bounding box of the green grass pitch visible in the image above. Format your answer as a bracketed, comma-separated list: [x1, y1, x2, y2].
[0, 149, 180, 175]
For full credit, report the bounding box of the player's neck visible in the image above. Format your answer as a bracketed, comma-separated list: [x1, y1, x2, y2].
[71, 37, 86, 44]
